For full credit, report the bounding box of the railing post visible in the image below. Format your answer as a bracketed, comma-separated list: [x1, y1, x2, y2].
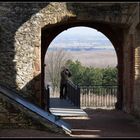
[77, 86, 80, 108]
[44, 85, 50, 112]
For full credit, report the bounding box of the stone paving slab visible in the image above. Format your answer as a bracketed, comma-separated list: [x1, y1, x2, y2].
[50, 98, 87, 117]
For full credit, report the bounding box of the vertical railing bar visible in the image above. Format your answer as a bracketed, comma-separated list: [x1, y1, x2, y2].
[88, 87, 89, 107]
[100, 87, 101, 107]
[95, 87, 97, 107]
[102, 86, 103, 107]
[93, 87, 95, 107]
[110, 86, 112, 107]
[98, 86, 100, 106]
[95, 86, 97, 107]
[98, 86, 99, 107]
[85, 87, 86, 107]
[114, 87, 115, 105]
[103, 86, 104, 107]
[92, 87, 93, 107]
[83, 87, 84, 107]
[106, 87, 107, 107]
[81, 88, 82, 107]
[84, 87, 85, 107]
[85, 87, 87, 107]
[89, 87, 90, 107]
[87, 87, 88, 107]
[112, 86, 113, 106]
[109, 86, 110, 107]
[101, 86, 102, 107]
[86, 87, 88, 107]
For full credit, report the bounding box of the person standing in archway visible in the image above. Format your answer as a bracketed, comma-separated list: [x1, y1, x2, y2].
[60, 66, 72, 99]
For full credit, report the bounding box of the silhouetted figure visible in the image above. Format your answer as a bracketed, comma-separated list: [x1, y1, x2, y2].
[60, 66, 72, 99]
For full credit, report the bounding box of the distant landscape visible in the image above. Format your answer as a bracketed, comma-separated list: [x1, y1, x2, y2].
[68, 50, 117, 68]
[46, 49, 117, 68]
[46, 27, 117, 68]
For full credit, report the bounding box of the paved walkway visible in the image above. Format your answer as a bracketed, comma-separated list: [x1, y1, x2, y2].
[1, 108, 140, 138]
[62, 108, 140, 138]
[50, 97, 87, 117]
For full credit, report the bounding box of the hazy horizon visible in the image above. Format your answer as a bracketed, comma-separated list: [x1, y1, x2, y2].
[46, 26, 117, 68]
[49, 26, 114, 51]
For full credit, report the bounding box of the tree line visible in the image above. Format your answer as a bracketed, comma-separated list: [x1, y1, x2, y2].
[45, 49, 118, 90]
[66, 60, 118, 86]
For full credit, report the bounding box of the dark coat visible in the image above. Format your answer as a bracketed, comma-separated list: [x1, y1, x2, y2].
[60, 69, 72, 85]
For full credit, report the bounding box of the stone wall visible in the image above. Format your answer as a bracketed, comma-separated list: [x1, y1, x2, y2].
[0, 2, 140, 118]
[133, 23, 140, 117]
[0, 97, 35, 129]
[0, 3, 48, 101]
[122, 4, 139, 114]
[0, 95, 64, 133]
[0, 2, 73, 104]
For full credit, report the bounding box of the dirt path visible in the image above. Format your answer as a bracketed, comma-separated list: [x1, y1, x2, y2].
[1, 109, 140, 138]
[62, 108, 140, 138]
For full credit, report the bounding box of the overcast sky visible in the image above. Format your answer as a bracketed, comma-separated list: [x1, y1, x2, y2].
[53, 26, 111, 39]
[49, 26, 114, 49]
[59, 26, 107, 37]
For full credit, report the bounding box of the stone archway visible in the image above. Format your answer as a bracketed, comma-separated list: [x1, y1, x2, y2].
[1, 2, 139, 116]
[41, 21, 124, 110]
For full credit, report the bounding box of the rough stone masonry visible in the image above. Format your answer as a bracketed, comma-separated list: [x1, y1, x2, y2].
[0, 2, 140, 120]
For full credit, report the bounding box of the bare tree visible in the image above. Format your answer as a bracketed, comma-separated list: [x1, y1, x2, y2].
[45, 48, 71, 94]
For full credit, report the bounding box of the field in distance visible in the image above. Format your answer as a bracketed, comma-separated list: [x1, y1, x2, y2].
[69, 49, 117, 68]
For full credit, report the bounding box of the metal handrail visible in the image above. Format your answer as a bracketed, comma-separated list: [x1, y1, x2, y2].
[67, 80, 80, 108]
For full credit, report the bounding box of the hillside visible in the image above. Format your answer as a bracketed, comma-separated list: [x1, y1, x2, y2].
[65, 50, 117, 68]
[46, 49, 117, 68]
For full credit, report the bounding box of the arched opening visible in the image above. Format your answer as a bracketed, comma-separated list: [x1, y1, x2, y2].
[41, 21, 124, 111]
[44, 26, 118, 110]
